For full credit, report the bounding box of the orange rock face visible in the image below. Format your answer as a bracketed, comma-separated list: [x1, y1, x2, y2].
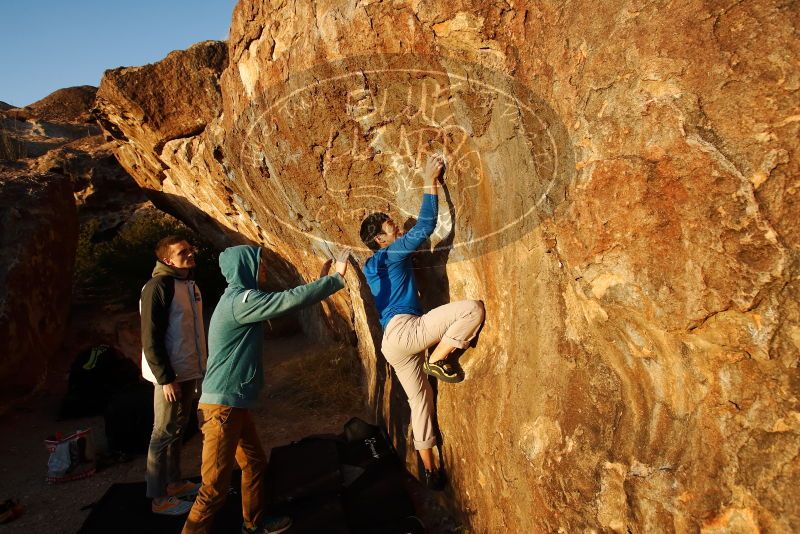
[96, 1, 799, 531]
[0, 170, 78, 410]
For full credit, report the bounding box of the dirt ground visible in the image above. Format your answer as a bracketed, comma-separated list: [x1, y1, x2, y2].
[0, 323, 459, 533]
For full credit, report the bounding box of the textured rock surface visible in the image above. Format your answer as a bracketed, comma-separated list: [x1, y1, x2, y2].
[34, 134, 148, 234]
[0, 85, 145, 410]
[95, 40, 339, 339]
[0, 168, 78, 411]
[0, 87, 100, 159]
[25, 86, 97, 123]
[96, 1, 799, 531]
[95, 41, 242, 248]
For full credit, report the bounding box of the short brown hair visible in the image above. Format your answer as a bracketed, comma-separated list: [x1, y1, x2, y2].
[155, 235, 185, 260]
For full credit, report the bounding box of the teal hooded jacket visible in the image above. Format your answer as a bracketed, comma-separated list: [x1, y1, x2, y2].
[200, 245, 345, 409]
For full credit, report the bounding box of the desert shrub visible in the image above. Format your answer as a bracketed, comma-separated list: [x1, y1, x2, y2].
[73, 212, 226, 311]
[0, 124, 27, 161]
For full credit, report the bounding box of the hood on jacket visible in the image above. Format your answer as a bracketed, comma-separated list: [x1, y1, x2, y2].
[219, 245, 261, 290]
[151, 260, 191, 280]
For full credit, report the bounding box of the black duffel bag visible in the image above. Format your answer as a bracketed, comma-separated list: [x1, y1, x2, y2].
[265, 437, 343, 505]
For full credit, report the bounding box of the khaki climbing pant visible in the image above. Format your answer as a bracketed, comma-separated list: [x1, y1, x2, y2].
[381, 300, 485, 450]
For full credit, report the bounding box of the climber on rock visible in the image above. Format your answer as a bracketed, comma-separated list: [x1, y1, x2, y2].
[359, 153, 485, 490]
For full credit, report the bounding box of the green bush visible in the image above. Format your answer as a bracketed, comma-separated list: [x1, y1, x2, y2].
[73, 213, 226, 311]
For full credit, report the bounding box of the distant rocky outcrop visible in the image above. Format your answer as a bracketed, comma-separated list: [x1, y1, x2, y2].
[0, 86, 100, 159]
[0, 168, 78, 411]
[94, 1, 799, 532]
[1, 84, 148, 234]
[0, 84, 147, 409]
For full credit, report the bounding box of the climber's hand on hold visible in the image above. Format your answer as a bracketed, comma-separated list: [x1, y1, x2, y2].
[423, 153, 444, 194]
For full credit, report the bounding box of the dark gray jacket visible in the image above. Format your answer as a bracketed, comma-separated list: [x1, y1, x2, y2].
[139, 261, 206, 385]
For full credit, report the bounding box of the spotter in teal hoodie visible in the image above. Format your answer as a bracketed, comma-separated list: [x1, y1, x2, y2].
[200, 245, 345, 409]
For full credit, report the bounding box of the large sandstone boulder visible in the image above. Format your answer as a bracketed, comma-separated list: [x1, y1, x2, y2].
[0, 168, 78, 411]
[95, 39, 340, 340]
[94, 41, 244, 249]
[96, 1, 799, 531]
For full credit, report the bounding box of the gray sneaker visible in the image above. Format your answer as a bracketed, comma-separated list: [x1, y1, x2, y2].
[242, 515, 292, 534]
[152, 496, 192, 516]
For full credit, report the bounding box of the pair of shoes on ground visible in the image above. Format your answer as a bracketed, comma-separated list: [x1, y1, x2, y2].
[242, 515, 293, 534]
[423, 357, 463, 383]
[151, 482, 292, 534]
[151, 480, 201, 515]
[423, 467, 446, 491]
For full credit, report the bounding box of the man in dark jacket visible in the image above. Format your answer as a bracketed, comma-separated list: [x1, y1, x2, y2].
[140, 235, 207, 515]
[182, 245, 349, 534]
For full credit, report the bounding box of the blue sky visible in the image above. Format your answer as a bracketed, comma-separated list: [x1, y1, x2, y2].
[0, 1, 237, 107]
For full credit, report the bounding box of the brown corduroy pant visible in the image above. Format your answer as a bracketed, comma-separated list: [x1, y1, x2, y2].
[182, 404, 266, 534]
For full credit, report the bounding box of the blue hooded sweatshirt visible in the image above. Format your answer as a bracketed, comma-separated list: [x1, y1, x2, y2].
[200, 245, 345, 409]
[363, 193, 438, 329]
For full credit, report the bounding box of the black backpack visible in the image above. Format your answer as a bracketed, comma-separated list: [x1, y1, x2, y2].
[59, 345, 140, 419]
[103, 381, 155, 455]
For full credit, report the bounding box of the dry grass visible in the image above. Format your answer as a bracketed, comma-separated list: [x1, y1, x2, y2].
[271, 343, 366, 412]
[0, 124, 27, 161]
